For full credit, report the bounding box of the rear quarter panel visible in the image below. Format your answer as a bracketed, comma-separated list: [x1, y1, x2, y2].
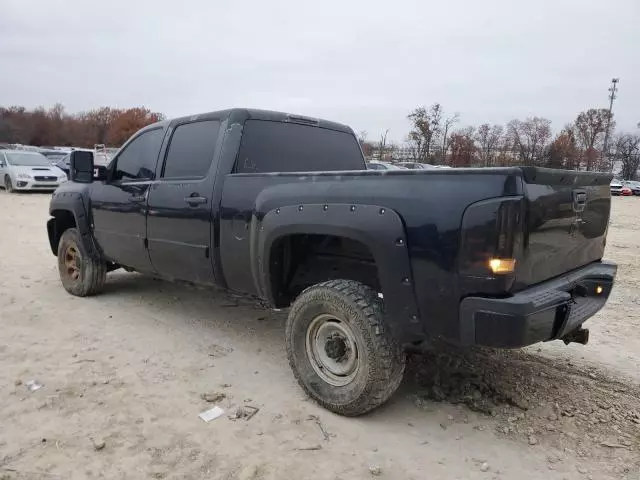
[219, 169, 523, 341]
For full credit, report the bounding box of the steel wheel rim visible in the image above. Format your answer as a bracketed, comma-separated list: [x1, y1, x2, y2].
[306, 313, 360, 387]
[64, 245, 81, 281]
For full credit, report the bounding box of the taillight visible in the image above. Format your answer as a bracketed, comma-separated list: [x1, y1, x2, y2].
[459, 197, 522, 277]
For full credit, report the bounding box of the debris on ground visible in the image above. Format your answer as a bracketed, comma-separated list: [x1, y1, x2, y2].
[480, 462, 490, 472]
[407, 342, 640, 468]
[368, 465, 382, 476]
[294, 444, 322, 451]
[229, 405, 259, 421]
[91, 437, 106, 451]
[25, 380, 43, 392]
[306, 415, 334, 441]
[198, 406, 225, 423]
[201, 392, 226, 403]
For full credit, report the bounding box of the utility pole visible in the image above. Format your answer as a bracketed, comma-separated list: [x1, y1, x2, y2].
[602, 78, 619, 171]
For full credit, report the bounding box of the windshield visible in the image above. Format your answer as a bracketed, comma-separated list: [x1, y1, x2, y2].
[42, 153, 67, 161]
[6, 152, 51, 167]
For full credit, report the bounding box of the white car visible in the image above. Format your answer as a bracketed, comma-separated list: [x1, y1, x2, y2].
[0, 150, 68, 192]
[366, 161, 406, 170]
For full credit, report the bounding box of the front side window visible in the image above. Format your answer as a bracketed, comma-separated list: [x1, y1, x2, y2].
[235, 120, 364, 173]
[112, 128, 164, 181]
[162, 120, 220, 179]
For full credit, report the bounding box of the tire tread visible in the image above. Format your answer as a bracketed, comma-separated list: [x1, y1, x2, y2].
[286, 279, 405, 416]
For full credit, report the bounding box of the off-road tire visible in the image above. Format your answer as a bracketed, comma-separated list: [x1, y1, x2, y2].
[285, 279, 406, 416]
[57, 228, 107, 296]
[4, 175, 14, 193]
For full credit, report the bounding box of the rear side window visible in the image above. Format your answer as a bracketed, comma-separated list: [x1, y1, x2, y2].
[113, 128, 164, 181]
[162, 120, 220, 178]
[235, 120, 364, 173]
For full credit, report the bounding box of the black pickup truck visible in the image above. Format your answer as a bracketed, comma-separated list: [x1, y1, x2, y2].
[47, 108, 617, 415]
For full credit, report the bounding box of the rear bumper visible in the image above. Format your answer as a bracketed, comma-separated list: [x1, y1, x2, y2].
[458, 261, 617, 348]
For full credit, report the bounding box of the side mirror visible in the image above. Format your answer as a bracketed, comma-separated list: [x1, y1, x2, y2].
[70, 151, 94, 183]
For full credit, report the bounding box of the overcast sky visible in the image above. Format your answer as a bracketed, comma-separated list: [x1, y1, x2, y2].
[1, 0, 638, 141]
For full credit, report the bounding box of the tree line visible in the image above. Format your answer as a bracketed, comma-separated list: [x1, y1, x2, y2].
[0, 104, 164, 148]
[2, 102, 638, 179]
[360, 103, 640, 179]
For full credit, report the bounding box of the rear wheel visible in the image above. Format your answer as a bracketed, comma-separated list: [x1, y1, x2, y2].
[285, 279, 405, 416]
[57, 228, 107, 296]
[4, 175, 14, 193]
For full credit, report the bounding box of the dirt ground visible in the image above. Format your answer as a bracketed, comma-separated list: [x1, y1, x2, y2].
[0, 191, 639, 480]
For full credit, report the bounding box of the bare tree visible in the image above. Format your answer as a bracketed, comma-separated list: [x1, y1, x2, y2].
[440, 112, 459, 164]
[507, 117, 552, 166]
[613, 134, 640, 180]
[475, 123, 503, 166]
[378, 129, 389, 161]
[407, 103, 442, 163]
[545, 128, 580, 170]
[357, 130, 374, 158]
[573, 109, 613, 171]
[447, 126, 477, 167]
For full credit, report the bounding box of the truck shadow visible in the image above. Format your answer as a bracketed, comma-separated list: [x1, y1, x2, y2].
[102, 271, 287, 348]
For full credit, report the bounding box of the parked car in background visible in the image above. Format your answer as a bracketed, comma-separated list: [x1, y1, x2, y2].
[396, 162, 436, 170]
[0, 150, 67, 192]
[56, 150, 112, 178]
[365, 161, 404, 170]
[39, 149, 69, 166]
[610, 181, 623, 196]
[621, 185, 633, 196]
[622, 181, 640, 196]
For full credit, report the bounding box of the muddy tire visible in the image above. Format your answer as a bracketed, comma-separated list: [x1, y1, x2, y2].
[57, 228, 107, 296]
[285, 279, 406, 416]
[5, 175, 14, 193]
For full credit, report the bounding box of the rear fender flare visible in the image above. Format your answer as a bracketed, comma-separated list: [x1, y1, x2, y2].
[254, 203, 423, 342]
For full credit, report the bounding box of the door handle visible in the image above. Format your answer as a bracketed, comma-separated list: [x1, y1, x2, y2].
[184, 195, 208, 206]
[129, 195, 146, 203]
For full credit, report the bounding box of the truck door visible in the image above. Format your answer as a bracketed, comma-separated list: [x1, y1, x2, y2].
[146, 119, 221, 284]
[90, 127, 165, 273]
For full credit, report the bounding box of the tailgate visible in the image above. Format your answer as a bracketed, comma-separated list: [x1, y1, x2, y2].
[515, 167, 612, 289]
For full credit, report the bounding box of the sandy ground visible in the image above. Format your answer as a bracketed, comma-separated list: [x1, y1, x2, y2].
[0, 191, 638, 480]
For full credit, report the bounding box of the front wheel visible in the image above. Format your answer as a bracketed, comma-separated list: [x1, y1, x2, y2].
[285, 279, 406, 416]
[57, 228, 107, 296]
[4, 175, 14, 193]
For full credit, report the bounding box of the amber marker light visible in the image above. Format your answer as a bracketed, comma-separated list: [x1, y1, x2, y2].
[488, 258, 516, 274]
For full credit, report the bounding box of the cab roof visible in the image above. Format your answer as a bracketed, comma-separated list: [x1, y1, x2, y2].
[142, 108, 354, 135]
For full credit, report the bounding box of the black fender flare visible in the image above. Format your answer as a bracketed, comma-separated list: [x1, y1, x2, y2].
[48, 190, 101, 259]
[254, 203, 423, 342]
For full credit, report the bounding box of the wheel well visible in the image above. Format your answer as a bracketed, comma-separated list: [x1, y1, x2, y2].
[269, 234, 381, 307]
[48, 210, 76, 255]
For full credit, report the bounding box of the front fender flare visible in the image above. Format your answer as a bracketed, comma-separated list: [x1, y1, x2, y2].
[48, 190, 101, 259]
[254, 203, 423, 342]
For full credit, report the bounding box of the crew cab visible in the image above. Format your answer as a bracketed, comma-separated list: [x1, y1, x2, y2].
[47, 108, 617, 415]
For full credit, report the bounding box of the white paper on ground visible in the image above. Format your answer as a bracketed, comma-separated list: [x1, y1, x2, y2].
[199, 406, 225, 423]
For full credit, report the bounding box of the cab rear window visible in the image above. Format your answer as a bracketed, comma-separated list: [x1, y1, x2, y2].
[234, 120, 364, 173]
